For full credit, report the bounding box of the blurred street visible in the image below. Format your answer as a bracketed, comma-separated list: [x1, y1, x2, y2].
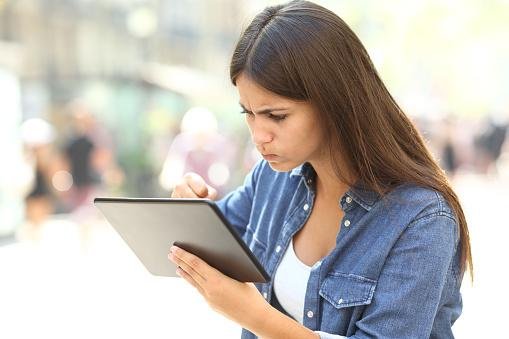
[1, 173, 507, 338]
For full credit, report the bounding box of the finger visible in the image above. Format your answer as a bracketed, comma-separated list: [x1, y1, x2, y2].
[169, 246, 210, 284]
[185, 173, 209, 198]
[169, 253, 204, 288]
[205, 185, 218, 200]
[171, 253, 206, 284]
[172, 179, 200, 198]
[176, 266, 205, 295]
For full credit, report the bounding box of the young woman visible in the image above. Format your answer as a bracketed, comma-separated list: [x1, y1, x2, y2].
[168, 1, 472, 338]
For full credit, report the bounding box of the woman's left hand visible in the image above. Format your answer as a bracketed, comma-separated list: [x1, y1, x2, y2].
[168, 246, 270, 329]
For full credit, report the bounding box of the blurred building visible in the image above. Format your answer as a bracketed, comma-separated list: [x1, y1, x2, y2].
[0, 0, 250, 198]
[0, 0, 245, 89]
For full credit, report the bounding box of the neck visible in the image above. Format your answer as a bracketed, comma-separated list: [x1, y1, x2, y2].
[309, 160, 350, 200]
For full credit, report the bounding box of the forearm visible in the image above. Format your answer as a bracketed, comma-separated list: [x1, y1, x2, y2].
[247, 303, 319, 339]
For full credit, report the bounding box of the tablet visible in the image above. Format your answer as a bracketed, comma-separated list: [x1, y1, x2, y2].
[94, 197, 270, 283]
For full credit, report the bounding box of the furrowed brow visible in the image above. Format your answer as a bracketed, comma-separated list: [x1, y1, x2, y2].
[239, 102, 288, 115]
[239, 103, 249, 111]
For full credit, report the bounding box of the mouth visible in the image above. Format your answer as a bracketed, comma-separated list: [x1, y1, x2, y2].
[261, 154, 279, 161]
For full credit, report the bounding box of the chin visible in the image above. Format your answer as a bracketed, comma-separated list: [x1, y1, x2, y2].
[266, 160, 299, 172]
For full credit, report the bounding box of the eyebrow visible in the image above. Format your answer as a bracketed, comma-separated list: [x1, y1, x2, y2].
[239, 102, 289, 115]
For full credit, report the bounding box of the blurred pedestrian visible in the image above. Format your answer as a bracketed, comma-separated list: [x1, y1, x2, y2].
[159, 107, 236, 197]
[440, 117, 459, 177]
[63, 100, 123, 212]
[20, 118, 64, 227]
[474, 116, 508, 175]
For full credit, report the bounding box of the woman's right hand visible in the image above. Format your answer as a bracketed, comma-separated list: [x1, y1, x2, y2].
[171, 172, 218, 200]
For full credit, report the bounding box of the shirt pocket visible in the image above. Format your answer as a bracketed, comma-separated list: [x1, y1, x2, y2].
[318, 272, 377, 335]
[319, 272, 377, 308]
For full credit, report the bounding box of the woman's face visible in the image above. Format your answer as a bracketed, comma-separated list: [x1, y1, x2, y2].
[236, 73, 326, 172]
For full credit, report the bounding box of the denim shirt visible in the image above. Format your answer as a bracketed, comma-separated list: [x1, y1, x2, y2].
[216, 160, 463, 339]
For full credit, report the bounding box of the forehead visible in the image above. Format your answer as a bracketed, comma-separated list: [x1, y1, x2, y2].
[236, 74, 296, 107]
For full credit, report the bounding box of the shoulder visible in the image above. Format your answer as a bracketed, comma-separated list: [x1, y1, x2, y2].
[386, 184, 456, 222]
[380, 184, 459, 248]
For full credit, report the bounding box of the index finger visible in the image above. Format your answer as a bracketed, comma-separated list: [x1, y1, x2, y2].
[185, 173, 209, 198]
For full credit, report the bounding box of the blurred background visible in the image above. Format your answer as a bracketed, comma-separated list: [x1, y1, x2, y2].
[0, 0, 508, 338]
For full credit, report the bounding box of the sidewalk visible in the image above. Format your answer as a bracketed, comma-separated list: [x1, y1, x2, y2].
[0, 215, 240, 339]
[449, 173, 509, 338]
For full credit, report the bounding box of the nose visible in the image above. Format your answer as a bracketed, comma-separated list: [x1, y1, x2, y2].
[248, 119, 273, 146]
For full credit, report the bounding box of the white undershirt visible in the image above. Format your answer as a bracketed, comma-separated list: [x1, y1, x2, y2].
[273, 238, 313, 324]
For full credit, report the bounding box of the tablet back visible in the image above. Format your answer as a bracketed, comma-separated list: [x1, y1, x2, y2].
[94, 198, 269, 283]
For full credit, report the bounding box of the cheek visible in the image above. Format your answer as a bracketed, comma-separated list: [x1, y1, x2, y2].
[308, 123, 325, 147]
[292, 125, 324, 156]
[287, 123, 321, 147]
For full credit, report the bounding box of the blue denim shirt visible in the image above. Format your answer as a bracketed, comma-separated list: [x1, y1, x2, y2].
[216, 160, 463, 339]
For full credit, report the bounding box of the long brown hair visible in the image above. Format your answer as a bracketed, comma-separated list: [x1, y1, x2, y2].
[230, 0, 472, 277]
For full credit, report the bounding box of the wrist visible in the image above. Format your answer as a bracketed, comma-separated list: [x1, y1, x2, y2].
[248, 305, 320, 339]
[248, 302, 277, 337]
[242, 298, 274, 334]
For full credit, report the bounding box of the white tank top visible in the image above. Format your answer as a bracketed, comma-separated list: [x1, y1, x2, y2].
[273, 238, 312, 324]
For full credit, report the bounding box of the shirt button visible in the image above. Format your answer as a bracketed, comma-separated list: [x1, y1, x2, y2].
[307, 310, 314, 318]
[263, 292, 268, 299]
[338, 298, 343, 304]
[307, 178, 312, 185]
[344, 220, 351, 227]
[303, 204, 309, 211]
[346, 196, 352, 204]
[275, 245, 281, 253]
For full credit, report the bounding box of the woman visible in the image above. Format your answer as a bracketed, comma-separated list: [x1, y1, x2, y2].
[168, 1, 472, 338]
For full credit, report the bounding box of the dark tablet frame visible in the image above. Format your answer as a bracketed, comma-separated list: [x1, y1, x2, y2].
[94, 197, 270, 283]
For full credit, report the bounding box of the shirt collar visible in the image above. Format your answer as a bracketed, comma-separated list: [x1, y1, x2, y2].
[346, 184, 380, 211]
[290, 163, 311, 177]
[290, 163, 379, 211]
[290, 163, 316, 190]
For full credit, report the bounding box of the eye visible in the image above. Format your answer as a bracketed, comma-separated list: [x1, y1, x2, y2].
[240, 109, 254, 118]
[268, 113, 288, 122]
